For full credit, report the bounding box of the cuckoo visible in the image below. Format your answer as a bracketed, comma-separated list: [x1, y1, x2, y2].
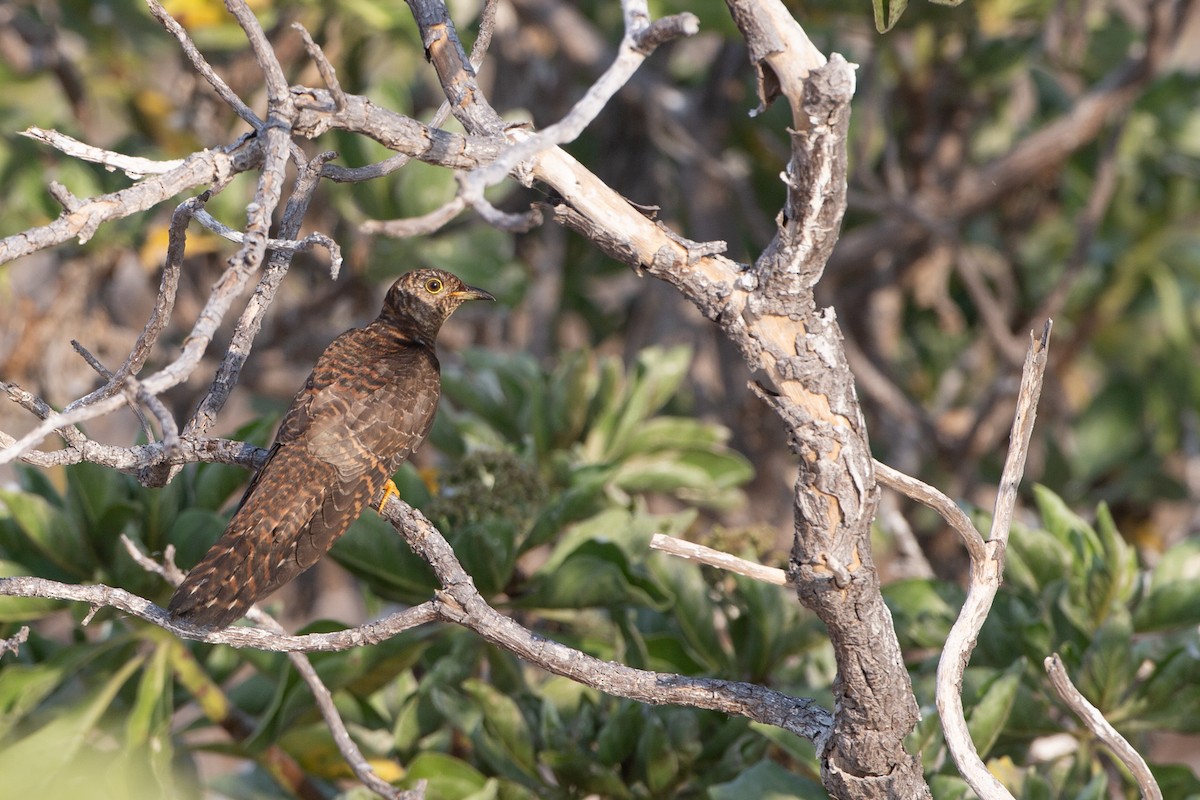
[168, 268, 494, 628]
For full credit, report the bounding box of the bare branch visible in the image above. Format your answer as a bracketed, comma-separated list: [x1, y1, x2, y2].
[0, 135, 261, 266]
[2, 379, 88, 450]
[987, 321, 1051, 545]
[292, 23, 347, 111]
[0, 627, 29, 659]
[463, 2, 699, 193]
[69, 339, 156, 443]
[874, 459, 986, 566]
[20, 126, 185, 179]
[181, 151, 339, 447]
[119, 539, 418, 800]
[380, 499, 834, 746]
[360, 197, 467, 237]
[1044, 654, 1162, 800]
[192, 208, 342, 276]
[936, 323, 1052, 800]
[144, 0, 261, 130]
[649, 533, 788, 586]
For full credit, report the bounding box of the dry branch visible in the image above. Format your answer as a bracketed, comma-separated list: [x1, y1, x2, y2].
[936, 323, 1051, 800]
[1044, 654, 1162, 800]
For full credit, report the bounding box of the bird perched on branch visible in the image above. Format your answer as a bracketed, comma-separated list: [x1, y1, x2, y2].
[168, 268, 494, 629]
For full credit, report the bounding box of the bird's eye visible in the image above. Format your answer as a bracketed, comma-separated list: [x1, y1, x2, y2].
[425, 278, 444, 294]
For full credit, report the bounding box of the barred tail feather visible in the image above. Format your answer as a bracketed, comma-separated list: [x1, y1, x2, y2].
[167, 447, 343, 628]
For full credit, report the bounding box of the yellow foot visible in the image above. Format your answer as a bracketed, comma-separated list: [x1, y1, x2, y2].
[377, 479, 401, 513]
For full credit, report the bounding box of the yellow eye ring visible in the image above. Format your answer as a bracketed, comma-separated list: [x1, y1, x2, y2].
[425, 278, 444, 294]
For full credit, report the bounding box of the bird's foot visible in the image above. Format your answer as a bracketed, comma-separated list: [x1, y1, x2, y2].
[377, 479, 401, 513]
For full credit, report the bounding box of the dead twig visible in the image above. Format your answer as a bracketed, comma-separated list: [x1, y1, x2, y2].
[936, 322, 1052, 800]
[1043, 654, 1162, 800]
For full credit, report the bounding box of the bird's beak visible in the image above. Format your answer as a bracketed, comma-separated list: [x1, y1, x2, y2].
[452, 285, 496, 302]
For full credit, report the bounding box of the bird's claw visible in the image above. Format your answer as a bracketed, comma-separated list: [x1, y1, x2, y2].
[377, 479, 401, 513]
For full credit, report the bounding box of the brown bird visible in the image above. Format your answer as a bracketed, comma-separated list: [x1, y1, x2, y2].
[168, 268, 494, 629]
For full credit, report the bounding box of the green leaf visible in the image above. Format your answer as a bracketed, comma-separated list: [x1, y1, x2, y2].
[405, 751, 489, 799]
[927, 774, 973, 800]
[1094, 503, 1137, 606]
[193, 460, 251, 513]
[708, 759, 826, 799]
[872, 0, 910, 33]
[463, 679, 537, 782]
[884, 578, 965, 650]
[635, 714, 678, 793]
[0, 489, 94, 579]
[596, 702, 642, 766]
[621, 416, 728, 454]
[165, 508, 227, 574]
[518, 540, 666, 610]
[0, 635, 126, 739]
[448, 520, 518, 598]
[332, 512, 439, 605]
[1152, 762, 1200, 797]
[548, 350, 598, 448]
[64, 460, 125, 533]
[650, 553, 730, 673]
[966, 659, 1023, 759]
[1006, 520, 1070, 596]
[1077, 612, 1135, 712]
[1122, 645, 1200, 731]
[125, 638, 173, 746]
[539, 505, 694, 575]
[585, 346, 692, 461]
[524, 466, 610, 551]
[0, 651, 145, 797]
[1134, 537, 1200, 631]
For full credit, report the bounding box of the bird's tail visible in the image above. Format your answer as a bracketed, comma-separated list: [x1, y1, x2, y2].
[167, 528, 267, 629]
[167, 445, 373, 629]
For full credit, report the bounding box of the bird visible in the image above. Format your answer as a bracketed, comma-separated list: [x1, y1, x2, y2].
[168, 268, 494, 629]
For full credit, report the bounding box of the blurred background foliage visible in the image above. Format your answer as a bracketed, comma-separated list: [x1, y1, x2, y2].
[2, 0, 1200, 797]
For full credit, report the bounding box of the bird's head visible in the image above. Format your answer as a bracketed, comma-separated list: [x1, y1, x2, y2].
[381, 268, 495, 343]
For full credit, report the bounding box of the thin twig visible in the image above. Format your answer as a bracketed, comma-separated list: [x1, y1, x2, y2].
[649, 533, 788, 586]
[0, 135, 261, 266]
[462, 2, 698, 194]
[355, 0, 499, 225]
[21, 127, 185, 179]
[181, 151, 339, 447]
[360, 197, 466, 237]
[192, 208, 342, 275]
[0, 627, 30, 659]
[936, 322, 1052, 800]
[69, 339, 156, 442]
[874, 459, 986, 565]
[292, 23, 347, 110]
[987, 320, 1051, 546]
[144, 0, 261, 130]
[0, 514, 833, 752]
[380, 499, 833, 746]
[2, 380, 88, 449]
[1043, 654, 1162, 800]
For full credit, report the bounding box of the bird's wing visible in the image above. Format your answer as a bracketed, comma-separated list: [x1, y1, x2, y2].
[168, 327, 440, 628]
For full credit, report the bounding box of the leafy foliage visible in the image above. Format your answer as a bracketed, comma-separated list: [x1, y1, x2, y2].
[887, 486, 1200, 798]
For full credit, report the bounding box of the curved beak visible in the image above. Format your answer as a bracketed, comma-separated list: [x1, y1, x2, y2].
[452, 285, 496, 302]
